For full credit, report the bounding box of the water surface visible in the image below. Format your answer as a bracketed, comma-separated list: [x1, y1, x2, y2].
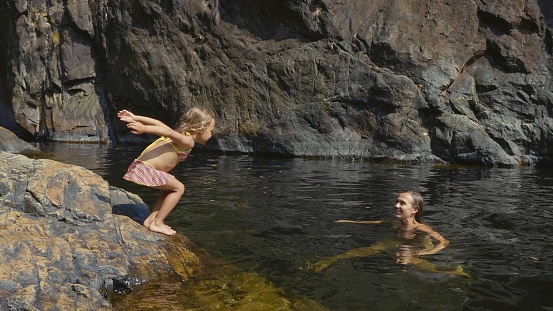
[38, 142, 553, 310]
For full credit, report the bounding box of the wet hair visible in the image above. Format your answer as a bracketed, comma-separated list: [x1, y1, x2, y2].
[404, 191, 424, 222]
[175, 107, 215, 134]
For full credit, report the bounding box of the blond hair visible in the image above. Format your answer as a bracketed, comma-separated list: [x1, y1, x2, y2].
[403, 191, 424, 222]
[175, 107, 214, 134]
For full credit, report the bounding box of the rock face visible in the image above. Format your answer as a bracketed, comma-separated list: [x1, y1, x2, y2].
[1, 0, 553, 165]
[0, 151, 202, 310]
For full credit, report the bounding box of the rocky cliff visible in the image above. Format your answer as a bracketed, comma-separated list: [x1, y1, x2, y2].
[1, 0, 553, 166]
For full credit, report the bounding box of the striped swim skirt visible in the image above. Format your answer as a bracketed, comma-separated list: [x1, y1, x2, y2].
[123, 160, 175, 187]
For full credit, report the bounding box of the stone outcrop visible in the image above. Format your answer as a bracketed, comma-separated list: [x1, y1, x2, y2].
[0, 151, 327, 310]
[1, 0, 553, 166]
[0, 151, 200, 310]
[0, 126, 38, 154]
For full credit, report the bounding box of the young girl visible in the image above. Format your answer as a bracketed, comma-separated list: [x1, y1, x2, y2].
[118, 108, 215, 236]
[310, 191, 468, 277]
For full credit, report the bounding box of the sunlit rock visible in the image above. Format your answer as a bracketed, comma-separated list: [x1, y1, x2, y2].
[0, 152, 328, 310]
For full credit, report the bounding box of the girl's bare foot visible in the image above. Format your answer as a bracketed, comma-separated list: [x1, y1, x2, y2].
[148, 223, 176, 236]
[144, 212, 172, 229]
[144, 217, 172, 229]
[143, 214, 156, 228]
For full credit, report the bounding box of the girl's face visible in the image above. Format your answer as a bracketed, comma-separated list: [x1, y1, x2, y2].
[394, 193, 419, 221]
[195, 119, 215, 145]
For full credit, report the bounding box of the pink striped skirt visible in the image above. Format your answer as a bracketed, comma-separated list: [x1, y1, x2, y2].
[123, 160, 175, 187]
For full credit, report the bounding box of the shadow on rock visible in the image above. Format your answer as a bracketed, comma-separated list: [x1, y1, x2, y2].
[112, 203, 150, 225]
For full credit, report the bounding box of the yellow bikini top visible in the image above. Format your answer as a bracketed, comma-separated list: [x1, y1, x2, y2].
[142, 136, 191, 161]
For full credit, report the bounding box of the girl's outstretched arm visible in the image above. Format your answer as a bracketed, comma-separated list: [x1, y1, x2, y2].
[118, 109, 177, 136]
[118, 109, 195, 149]
[118, 110, 172, 129]
[335, 220, 385, 224]
[415, 224, 449, 256]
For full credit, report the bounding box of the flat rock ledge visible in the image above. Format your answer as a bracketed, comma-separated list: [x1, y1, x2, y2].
[0, 151, 202, 310]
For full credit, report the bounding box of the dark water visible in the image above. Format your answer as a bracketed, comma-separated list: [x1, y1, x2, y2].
[38, 142, 553, 311]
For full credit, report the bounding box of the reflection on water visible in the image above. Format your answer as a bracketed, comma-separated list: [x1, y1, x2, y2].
[37, 142, 553, 310]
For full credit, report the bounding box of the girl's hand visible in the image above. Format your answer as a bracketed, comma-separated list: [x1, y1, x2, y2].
[127, 122, 147, 135]
[118, 110, 136, 123]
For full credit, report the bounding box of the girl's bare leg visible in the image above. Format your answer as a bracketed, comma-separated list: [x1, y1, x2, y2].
[143, 212, 158, 228]
[143, 192, 169, 228]
[148, 179, 185, 236]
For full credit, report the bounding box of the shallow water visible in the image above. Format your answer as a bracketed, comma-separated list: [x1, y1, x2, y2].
[38, 142, 553, 310]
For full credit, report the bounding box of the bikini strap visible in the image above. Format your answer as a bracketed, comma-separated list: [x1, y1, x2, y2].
[167, 140, 192, 154]
[140, 137, 169, 155]
[141, 135, 191, 156]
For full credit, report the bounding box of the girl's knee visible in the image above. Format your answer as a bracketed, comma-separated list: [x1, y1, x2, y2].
[158, 180, 185, 194]
[174, 181, 185, 194]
